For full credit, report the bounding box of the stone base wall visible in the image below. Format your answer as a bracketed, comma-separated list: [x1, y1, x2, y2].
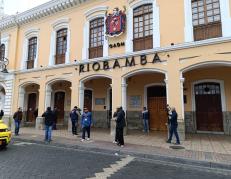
[185, 111, 231, 136]
[223, 112, 231, 135]
[185, 111, 197, 133]
[92, 111, 109, 128]
[127, 111, 143, 130]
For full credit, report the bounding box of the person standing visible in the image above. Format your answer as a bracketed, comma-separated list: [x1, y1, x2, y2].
[166, 107, 180, 145]
[142, 107, 149, 133]
[70, 106, 79, 135]
[112, 107, 120, 144]
[116, 107, 126, 147]
[13, 107, 23, 136]
[42, 107, 55, 143]
[52, 107, 58, 130]
[0, 109, 4, 120]
[81, 107, 92, 142]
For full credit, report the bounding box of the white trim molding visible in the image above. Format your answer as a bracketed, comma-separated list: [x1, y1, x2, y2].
[126, 0, 160, 53]
[184, 0, 231, 42]
[82, 6, 109, 60]
[0, 34, 10, 60]
[21, 28, 39, 70]
[191, 79, 226, 112]
[49, 18, 71, 66]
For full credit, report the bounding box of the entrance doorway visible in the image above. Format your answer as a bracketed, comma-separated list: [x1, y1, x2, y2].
[27, 93, 37, 122]
[195, 82, 223, 132]
[84, 90, 92, 112]
[147, 86, 167, 131]
[54, 92, 65, 124]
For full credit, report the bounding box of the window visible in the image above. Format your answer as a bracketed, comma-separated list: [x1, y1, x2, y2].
[55, 28, 67, 64]
[27, 37, 37, 69]
[89, 17, 104, 59]
[133, 4, 153, 51]
[0, 44, 5, 61]
[192, 0, 222, 41]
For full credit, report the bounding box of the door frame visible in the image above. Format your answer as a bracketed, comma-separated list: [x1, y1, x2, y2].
[144, 83, 167, 108]
[191, 79, 226, 133]
[84, 88, 94, 111]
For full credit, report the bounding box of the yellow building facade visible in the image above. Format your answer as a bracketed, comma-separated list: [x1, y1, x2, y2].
[1, 0, 231, 139]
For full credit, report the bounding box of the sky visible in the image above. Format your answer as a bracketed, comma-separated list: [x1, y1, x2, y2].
[4, 0, 51, 15]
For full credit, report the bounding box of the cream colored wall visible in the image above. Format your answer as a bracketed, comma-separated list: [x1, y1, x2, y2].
[183, 67, 231, 112]
[127, 73, 165, 111]
[85, 78, 111, 111]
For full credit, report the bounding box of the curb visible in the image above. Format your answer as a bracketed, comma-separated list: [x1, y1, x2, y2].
[13, 137, 231, 172]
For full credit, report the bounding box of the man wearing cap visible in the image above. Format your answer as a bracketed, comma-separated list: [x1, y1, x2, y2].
[70, 106, 79, 135]
[42, 107, 55, 143]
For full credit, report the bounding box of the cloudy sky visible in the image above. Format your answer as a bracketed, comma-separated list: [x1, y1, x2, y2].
[4, 0, 50, 15]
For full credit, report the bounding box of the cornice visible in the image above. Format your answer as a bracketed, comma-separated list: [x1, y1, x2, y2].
[0, 0, 90, 30]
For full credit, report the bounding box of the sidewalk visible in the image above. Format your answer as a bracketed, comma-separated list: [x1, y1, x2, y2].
[14, 127, 231, 168]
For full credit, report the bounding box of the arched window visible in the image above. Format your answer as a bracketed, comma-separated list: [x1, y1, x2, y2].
[27, 37, 37, 69]
[89, 17, 104, 59]
[192, 0, 222, 41]
[133, 4, 153, 51]
[55, 28, 67, 64]
[0, 44, 5, 61]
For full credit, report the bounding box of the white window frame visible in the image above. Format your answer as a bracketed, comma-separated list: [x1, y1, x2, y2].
[49, 18, 70, 66]
[21, 28, 39, 70]
[1, 35, 10, 60]
[184, 0, 231, 42]
[126, 0, 160, 53]
[82, 6, 109, 60]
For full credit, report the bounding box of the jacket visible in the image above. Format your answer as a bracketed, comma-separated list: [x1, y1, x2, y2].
[70, 109, 79, 121]
[42, 110, 55, 126]
[170, 110, 178, 127]
[81, 112, 92, 127]
[13, 111, 23, 121]
[142, 110, 149, 120]
[116, 110, 126, 128]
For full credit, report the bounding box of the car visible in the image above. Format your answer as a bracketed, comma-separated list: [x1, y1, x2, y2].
[0, 120, 11, 148]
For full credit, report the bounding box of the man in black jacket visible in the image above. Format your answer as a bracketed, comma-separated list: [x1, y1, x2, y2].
[166, 107, 180, 145]
[42, 107, 55, 143]
[116, 107, 126, 147]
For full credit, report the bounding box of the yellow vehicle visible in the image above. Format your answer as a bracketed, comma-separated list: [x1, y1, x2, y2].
[0, 120, 11, 148]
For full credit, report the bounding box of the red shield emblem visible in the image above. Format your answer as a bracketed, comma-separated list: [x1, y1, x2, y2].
[106, 8, 126, 37]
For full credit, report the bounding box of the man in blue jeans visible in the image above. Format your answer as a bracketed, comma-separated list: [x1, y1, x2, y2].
[166, 107, 180, 145]
[13, 107, 23, 136]
[42, 107, 55, 143]
[142, 107, 149, 133]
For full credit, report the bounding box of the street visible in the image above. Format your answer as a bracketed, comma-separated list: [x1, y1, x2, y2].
[0, 141, 230, 179]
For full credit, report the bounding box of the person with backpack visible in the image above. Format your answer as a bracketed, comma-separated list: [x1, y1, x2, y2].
[42, 107, 55, 143]
[13, 107, 23, 136]
[81, 107, 92, 142]
[70, 106, 79, 135]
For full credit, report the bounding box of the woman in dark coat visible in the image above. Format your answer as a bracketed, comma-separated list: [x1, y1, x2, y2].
[115, 107, 126, 147]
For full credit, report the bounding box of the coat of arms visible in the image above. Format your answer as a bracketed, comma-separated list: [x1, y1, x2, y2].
[106, 7, 126, 37]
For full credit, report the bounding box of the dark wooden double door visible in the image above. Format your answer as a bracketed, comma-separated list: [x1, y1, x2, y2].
[27, 93, 37, 122]
[54, 92, 65, 124]
[195, 83, 223, 132]
[147, 86, 167, 131]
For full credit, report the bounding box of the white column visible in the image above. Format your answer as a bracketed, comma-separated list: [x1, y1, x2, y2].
[153, 2, 160, 48]
[220, 0, 231, 37]
[125, 7, 133, 53]
[184, 0, 194, 42]
[45, 85, 52, 109]
[18, 87, 25, 110]
[164, 78, 169, 105]
[180, 77, 185, 121]
[121, 78, 127, 113]
[103, 19, 109, 57]
[79, 82, 85, 110]
[49, 31, 56, 66]
[82, 21, 89, 60]
[65, 28, 71, 64]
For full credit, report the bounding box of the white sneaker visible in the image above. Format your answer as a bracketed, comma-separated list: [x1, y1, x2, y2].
[113, 141, 117, 144]
[81, 139, 85, 142]
[120, 145, 124, 148]
[87, 138, 90, 141]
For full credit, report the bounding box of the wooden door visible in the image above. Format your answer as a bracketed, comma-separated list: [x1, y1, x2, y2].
[195, 83, 223, 132]
[27, 93, 37, 122]
[54, 92, 65, 124]
[148, 97, 167, 131]
[84, 90, 92, 112]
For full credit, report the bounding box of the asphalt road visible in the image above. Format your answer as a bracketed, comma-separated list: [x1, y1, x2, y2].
[0, 141, 230, 179]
